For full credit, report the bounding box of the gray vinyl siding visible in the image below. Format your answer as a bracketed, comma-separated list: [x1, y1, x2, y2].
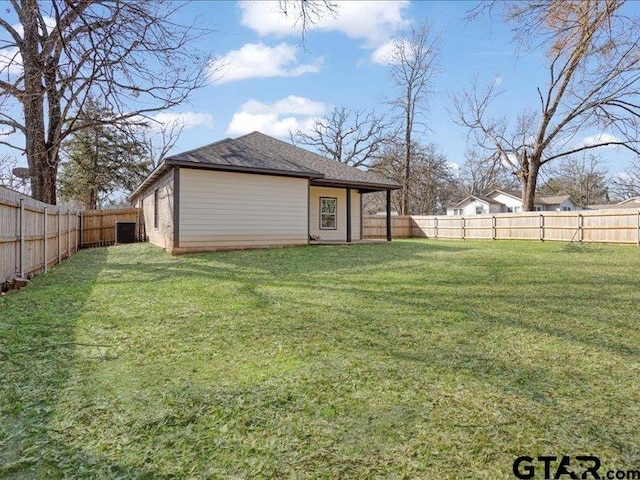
[309, 186, 361, 241]
[140, 170, 174, 250]
[179, 169, 308, 248]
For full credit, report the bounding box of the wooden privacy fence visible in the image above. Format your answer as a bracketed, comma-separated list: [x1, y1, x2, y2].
[364, 209, 640, 245]
[1, 186, 80, 287]
[80, 208, 145, 248]
[1, 186, 145, 289]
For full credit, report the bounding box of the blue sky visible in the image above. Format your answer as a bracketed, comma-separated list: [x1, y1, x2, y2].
[2, 0, 639, 176]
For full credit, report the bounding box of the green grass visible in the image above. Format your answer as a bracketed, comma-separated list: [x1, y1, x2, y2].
[1, 240, 639, 479]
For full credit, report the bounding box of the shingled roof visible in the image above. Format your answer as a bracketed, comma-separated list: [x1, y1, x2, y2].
[130, 132, 399, 200]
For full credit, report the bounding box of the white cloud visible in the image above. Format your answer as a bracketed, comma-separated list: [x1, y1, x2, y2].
[371, 39, 416, 65]
[0, 17, 68, 77]
[0, 47, 22, 77]
[226, 96, 326, 137]
[579, 133, 622, 148]
[213, 42, 320, 84]
[239, 1, 410, 47]
[151, 112, 214, 131]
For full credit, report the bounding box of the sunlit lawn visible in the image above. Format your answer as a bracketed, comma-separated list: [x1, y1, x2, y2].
[1, 240, 638, 479]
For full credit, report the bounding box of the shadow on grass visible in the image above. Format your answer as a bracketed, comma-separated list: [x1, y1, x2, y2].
[0, 247, 174, 479]
[4, 241, 635, 476]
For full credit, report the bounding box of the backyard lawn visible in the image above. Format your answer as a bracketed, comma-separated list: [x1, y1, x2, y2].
[1, 240, 639, 479]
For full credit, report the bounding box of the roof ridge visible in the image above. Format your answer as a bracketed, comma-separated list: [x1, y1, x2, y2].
[166, 137, 233, 161]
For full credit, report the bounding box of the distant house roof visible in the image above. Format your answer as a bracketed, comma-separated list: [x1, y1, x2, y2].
[489, 189, 580, 206]
[130, 132, 399, 201]
[588, 198, 640, 210]
[537, 195, 572, 205]
[450, 194, 503, 208]
[448, 189, 583, 211]
[618, 197, 640, 205]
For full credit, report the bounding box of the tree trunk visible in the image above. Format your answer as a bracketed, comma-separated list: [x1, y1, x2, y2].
[22, 0, 57, 204]
[519, 155, 540, 211]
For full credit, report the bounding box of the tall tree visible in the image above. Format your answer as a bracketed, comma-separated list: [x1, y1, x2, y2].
[539, 154, 610, 205]
[0, 1, 213, 204]
[290, 107, 393, 167]
[385, 21, 440, 215]
[370, 140, 459, 215]
[453, 0, 640, 211]
[460, 150, 519, 196]
[58, 99, 149, 210]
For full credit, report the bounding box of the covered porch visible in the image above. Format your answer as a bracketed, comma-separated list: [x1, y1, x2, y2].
[308, 180, 396, 243]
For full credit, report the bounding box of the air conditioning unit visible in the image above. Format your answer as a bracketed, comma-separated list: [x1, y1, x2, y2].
[115, 222, 136, 244]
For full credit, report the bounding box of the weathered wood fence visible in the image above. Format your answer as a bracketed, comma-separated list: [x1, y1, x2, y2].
[1, 186, 80, 287]
[364, 209, 640, 245]
[80, 208, 145, 248]
[1, 186, 145, 289]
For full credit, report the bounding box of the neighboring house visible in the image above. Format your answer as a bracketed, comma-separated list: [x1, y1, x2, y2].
[129, 132, 400, 253]
[446, 195, 504, 216]
[587, 197, 640, 210]
[447, 189, 582, 215]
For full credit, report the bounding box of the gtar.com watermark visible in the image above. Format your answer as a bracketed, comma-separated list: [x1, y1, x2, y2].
[512, 455, 640, 479]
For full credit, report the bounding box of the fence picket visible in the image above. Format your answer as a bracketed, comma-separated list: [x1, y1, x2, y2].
[364, 210, 640, 245]
[1, 186, 144, 289]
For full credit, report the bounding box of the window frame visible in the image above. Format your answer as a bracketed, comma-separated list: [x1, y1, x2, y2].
[319, 197, 337, 230]
[153, 189, 159, 229]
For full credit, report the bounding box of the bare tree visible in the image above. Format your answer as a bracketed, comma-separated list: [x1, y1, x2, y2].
[290, 107, 393, 167]
[0, 1, 214, 204]
[610, 160, 640, 200]
[453, 1, 640, 211]
[369, 139, 459, 215]
[540, 154, 610, 205]
[278, 0, 338, 40]
[385, 21, 440, 215]
[460, 150, 520, 196]
[137, 118, 186, 170]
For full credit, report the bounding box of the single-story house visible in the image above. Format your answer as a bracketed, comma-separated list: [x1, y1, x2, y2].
[447, 189, 582, 215]
[129, 132, 400, 253]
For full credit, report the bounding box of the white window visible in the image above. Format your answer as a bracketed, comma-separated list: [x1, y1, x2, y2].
[535, 206, 543, 211]
[563, 206, 571, 211]
[475, 206, 483, 214]
[507, 207, 514, 213]
[514, 206, 521, 213]
[454, 208, 462, 215]
[320, 197, 337, 229]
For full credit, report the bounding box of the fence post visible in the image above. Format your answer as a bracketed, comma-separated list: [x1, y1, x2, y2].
[43, 207, 48, 273]
[578, 214, 584, 242]
[637, 210, 640, 247]
[57, 209, 61, 264]
[19, 198, 24, 278]
[76, 212, 80, 252]
[539, 213, 544, 242]
[434, 216, 438, 239]
[492, 215, 496, 240]
[67, 210, 71, 257]
[462, 216, 466, 240]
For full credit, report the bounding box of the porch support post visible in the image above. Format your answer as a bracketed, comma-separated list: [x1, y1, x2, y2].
[386, 189, 392, 242]
[346, 186, 352, 243]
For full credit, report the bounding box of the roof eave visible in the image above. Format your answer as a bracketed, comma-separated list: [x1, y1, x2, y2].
[128, 160, 171, 202]
[167, 159, 324, 180]
[310, 178, 401, 192]
[128, 158, 326, 202]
